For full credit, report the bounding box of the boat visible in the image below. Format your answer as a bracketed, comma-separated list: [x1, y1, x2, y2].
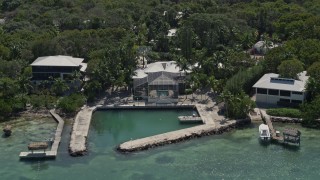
[259, 124, 271, 140]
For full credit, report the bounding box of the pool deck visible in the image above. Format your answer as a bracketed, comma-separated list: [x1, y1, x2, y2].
[19, 110, 64, 159]
[69, 106, 94, 156]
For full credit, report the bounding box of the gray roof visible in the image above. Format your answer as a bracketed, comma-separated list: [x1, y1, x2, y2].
[31, 55, 84, 67]
[133, 61, 184, 79]
[253, 71, 309, 92]
[167, 29, 177, 37]
[148, 74, 176, 85]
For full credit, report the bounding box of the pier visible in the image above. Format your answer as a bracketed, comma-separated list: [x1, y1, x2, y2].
[117, 104, 248, 152]
[264, 111, 283, 141]
[260, 109, 300, 145]
[19, 110, 64, 159]
[69, 106, 94, 156]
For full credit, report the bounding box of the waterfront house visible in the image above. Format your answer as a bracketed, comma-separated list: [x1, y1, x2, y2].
[132, 61, 189, 104]
[31, 55, 87, 81]
[252, 71, 309, 105]
[251, 41, 278, 55]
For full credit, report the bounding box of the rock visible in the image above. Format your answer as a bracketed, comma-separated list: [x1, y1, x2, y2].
[3, 125, 12, 137]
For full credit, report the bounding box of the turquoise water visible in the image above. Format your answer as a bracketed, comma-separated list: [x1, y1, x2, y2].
[90, 109, 198, 148]
[1, 110, 320, 179]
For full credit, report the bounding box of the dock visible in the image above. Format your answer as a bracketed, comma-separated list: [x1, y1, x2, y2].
[260, 109, 301, 145]
[260, 110, 283, 141]
[178, 116, 202, 123]
[118, 122, 237, 152]
[117, 104, 247, 152]
[69, 106, 94, 156]
[19, 110, 64, 159]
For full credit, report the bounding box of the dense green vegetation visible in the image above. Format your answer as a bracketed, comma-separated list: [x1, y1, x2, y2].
[0, 0, 320, 121]
[301, 96, 320, 128]
[57, 94, 86, 114]
[267, 108, 302, 118]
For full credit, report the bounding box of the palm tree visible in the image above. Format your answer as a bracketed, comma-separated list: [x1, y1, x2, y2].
[51, 78, 69, 96]
[218, 91, 234, 118]
[70, 71, 82, 92]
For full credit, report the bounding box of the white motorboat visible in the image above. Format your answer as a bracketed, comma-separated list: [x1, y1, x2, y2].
[259, 124, 271, 140]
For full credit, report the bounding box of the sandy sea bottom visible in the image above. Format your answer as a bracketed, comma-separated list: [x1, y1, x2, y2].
[1, 110, 320, 180]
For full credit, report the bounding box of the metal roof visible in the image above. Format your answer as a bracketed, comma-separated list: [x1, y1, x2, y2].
[167, 29, 177, 37]
[253, 71, 309, 92]
[148, 74, 176, 85]
[133, 61, 183, 79]
[30, 55, 84, 67]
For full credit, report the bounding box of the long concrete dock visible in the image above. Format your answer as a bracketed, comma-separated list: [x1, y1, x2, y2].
[19, 110, 64, 159]
[118, 104, 248, 152]
[118, 121, 237, 152]
[69, 106, 94, 156]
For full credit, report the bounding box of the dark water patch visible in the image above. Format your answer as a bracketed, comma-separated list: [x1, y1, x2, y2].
[30, 161, 50, 171]
[6, 144, 13, 148]
[290, 167, 301, 174]
[2, 134, 10, 138]
[259, 140, 271, 147]
[155, 155, 175, 164]
[130, 173, 157, 180]
[19, 176, 32, 180]
[281, 144, 300, 152]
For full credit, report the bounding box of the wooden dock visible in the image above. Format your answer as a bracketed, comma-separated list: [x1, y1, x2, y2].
[260, 110, 283, 141]
[178, 116, 202, 123]
[19, 110, 64, 159]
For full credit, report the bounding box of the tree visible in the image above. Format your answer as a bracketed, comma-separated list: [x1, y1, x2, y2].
[277, 59, 304, 79]
[58, 94, 86, 114]
[84, 80, 102, 101]
[178, 25, 194, 61]
[307, 62, 320, 80]
[306, 62, 320, 100]
[306, 78, 320, 101]
[263, 46, 291, 73]
[301, 96, 320, 128]
[219, 91, 255, 119]
[51, 78, 69, 96]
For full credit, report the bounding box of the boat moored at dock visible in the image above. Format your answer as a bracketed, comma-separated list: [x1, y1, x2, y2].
[259, 124, 271, 140]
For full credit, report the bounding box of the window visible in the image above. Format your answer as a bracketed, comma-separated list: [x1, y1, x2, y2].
[280, 90, 291, 97]
[257, 88, 267, 94]
[268, 89, 279, 96]
[291, 100, 302, 104]
[292, 91, 303, 95]
[279, 98, 290, 102]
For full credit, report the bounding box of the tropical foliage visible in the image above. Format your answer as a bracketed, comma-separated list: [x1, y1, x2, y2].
[266, 108, 302, 118]
[0, 0, 320, 120]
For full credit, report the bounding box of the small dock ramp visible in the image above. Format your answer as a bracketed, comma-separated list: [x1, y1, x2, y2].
[178, 116, 202, 123]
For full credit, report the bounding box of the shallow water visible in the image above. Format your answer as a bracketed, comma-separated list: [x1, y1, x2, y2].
[1, 110, 320, 179]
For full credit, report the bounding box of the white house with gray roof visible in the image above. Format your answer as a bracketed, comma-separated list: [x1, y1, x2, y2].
[252, 71, 309, 105]
[31, 55, 87, 81]
[132, 61, 189, 104]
